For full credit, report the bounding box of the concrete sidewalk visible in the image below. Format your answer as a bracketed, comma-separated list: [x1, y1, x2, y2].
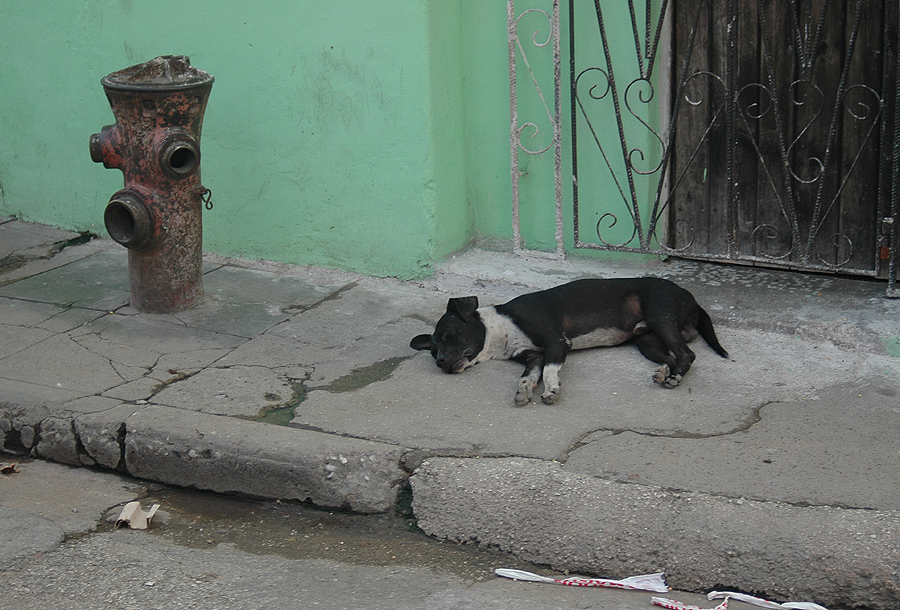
[2, 216, 900, 608]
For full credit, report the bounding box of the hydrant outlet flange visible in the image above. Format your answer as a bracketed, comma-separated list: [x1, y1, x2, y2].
[158, 132, 200, 179]
[104, 190, 153, 250]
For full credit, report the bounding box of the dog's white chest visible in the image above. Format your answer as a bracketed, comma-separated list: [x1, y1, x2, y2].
[569, 327, 632, 350]
[476, 307, 538, 361]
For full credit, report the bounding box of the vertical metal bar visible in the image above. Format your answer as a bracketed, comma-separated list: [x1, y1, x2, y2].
[570, 0, 581, 248]
[725, 0, 738, 258]
[553, 0, 566, 256]
[508, 0, 564, 258]
[889, 0, 900, 296]
[878, 0, 893, 279]
[508, 0, 524, 254]
[552, 0, 564, 257]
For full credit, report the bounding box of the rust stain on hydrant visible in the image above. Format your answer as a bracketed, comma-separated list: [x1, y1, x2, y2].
[90, 56, 214, 313]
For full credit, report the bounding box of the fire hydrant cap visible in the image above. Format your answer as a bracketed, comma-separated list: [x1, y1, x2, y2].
[101, 55, 214, 92]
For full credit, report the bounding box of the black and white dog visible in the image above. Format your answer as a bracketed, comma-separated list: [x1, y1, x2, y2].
[410, 277, 728, 406]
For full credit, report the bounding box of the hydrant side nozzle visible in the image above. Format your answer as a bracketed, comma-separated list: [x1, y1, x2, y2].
[89, 125, 124, 170]
[158, 131, 200, 179]
[89, 133, 105, 163]
[104, 190, 154, 250]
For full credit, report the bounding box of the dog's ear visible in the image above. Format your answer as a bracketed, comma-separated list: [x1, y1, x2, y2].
[410, 334, 433, 351]
[447, 296, 479, 323]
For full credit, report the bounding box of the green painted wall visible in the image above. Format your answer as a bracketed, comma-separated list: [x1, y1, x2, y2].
[0, 0, 470, 279]
[0, 1, 659, 276]
[461, 1, 515, 246]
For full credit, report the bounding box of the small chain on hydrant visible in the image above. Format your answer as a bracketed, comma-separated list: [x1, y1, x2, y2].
[200, 188, 213, 210]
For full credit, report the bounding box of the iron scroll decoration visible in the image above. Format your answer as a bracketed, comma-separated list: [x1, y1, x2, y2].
[565, 0, 895, 286]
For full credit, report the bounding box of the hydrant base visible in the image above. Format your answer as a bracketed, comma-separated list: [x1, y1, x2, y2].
[128, 249, 204, 313]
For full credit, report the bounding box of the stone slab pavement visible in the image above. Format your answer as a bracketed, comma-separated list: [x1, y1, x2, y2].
[2, 217, 900, 608]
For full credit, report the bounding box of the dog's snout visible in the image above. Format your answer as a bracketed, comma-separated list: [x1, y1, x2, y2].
[435, 350, 465, 374]
[436, 359, 456, 374]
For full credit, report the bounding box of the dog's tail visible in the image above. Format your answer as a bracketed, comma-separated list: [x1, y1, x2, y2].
[697, 307, 729, 359]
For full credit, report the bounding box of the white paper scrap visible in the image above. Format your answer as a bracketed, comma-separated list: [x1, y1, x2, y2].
[708, 591, 828, 610]
[653, 596, 729, 610]
[495, 568, 668, 592]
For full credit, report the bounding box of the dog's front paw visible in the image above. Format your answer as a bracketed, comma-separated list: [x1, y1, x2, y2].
[541, 388, 560, 405]
[515, 378, 534, 406]
[652, 364, 682, 388]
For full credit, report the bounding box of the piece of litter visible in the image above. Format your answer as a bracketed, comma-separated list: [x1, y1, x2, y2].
[653, 596, 729, 610]
[495, 568, 668, 592]
[708, 591, 828, 610]
[115, 501, 160, 530]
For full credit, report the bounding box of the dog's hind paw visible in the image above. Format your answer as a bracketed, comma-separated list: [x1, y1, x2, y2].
[652, 365, 682, 389]
[515, 378, 534, 406]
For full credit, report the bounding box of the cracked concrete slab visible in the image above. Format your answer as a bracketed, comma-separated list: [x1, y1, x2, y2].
[154, 266, 341, 339]
[84, 308, 249, 357]
[1, 297, 70, 327]
[289, 326, 890, 458]
[564, 376, 900, 510]
[2, 310, 248, 403]
[267, 280, 439, 388]
[211, 334, 314, 381]
[0, 332, 131, 394]
[0, 248, 130, 311]
[0, 321, 54, 360]
[0, 219, 79, 260]
[151, 365, 302, 418]
[0, 378, 84, 408]
[0, 459, 143, 556]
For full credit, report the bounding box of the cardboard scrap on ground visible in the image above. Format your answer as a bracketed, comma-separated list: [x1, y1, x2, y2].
[115, 501, 160, 530]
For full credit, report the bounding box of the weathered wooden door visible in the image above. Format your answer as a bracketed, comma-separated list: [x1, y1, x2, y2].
[567, 0, 900, 291]
[671, 0, 896, 276]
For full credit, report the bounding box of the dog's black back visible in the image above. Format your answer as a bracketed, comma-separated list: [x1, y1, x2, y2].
[496, 278, 723, 354]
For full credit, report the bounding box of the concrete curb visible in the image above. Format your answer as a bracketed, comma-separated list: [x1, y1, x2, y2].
[9, 393, 900, 607]
[410, 456, 900, 610]
[2, 402, 409, 514]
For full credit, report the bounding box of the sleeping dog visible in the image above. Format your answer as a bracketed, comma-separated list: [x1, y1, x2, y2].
[410, 277, 728, 405]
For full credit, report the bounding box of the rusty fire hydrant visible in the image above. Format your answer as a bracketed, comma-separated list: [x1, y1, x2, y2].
[90, 56, 214, 313]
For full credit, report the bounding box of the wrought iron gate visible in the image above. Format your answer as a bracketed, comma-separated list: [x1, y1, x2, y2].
[509, 0, 900, 295]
